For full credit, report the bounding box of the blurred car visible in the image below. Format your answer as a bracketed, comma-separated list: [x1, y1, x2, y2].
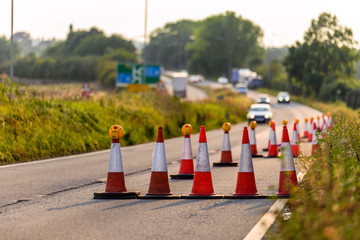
[256, 94, 270, 104]
[234, 83, 248, 95]
[247, 104, 273, 123]
[217, 76, 229, 84]
[189, 74, 205, 83]
[277, 91, 290, 103]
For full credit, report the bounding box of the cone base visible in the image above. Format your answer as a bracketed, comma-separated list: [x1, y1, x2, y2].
[213, 162, 238, 167]
[262, 148, 269, 152]
[277, 171, 298, 195]
[233, 172, 258, 195]
[93, 191, 140, 199]
[181, 195, 224, 199]
[138, 194, 181, 199]
[170, 174, 194, 179]
[225, 194, 265, 199]
[147, 172, 171, 195]
[252, 154, 263, 158]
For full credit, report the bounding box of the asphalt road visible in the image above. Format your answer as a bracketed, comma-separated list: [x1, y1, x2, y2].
[0, 90, 322, 239]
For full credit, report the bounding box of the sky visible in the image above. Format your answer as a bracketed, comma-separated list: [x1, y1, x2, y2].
[0, 0, 359, 47]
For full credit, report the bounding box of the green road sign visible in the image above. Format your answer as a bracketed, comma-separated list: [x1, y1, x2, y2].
[116, 63, 161, 87]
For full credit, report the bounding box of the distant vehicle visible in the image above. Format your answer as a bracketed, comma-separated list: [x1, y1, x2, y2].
[277, 91, 291, 103]
[256, 94, 270, 104]
[217, 76, 229, 84]
[247, 104, 273, 123]
[235, 83, 248, 95]
[166, 72, 188, 98]
[189, 74, 205, 83]
[248, 77, 263, 89]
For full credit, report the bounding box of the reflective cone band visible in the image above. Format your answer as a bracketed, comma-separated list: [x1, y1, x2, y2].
[312, 122, 319, 155]
[146, 126, 172, 195]
[277, 126, 298, 195]
[220, 132, 232, 163]
[233, 127, 258, 195]
[178, 135, 194, 174]
[303, 118, 309, 138]
[190, 126, 215, 195]
[267, 122, 278, 157]
[291, 122, 300, 157]
[317, 116, 321, 132]
[295, 119, 301, 142]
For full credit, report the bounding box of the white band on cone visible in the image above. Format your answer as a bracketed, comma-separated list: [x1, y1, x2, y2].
[152, 142, 168, 172]
[195, 143, 210, 172]
[291, 130, 298, 144]
[304, 122, 308, 131]
[250, 129, 256, 145]
[108, 143, 124, 172]
[182, 138, 193, 160]
[238, 143, 254, 172]
[221, 133, 231, 151]
[270, 129, 277, 145]
[312, 132, 318, 144]
[280, 142, 295, 171]
[296, 123, 300, 134]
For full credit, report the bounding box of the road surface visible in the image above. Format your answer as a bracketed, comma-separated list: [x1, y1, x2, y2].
[0, 91, 321, 239]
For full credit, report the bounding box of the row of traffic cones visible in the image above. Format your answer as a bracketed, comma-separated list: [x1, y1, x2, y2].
[94, 124, 298, 199]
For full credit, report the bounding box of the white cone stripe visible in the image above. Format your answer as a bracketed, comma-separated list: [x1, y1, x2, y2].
[296, 123, 300, 134]
[221, 133, 231, 151]
[270, 129, 277, 145]
[280, 142, 295, 171]
[181, 138, 193, 160]
[195, 142, 210, 172]
[152, 142, 168, 172]
[108, 143, 124, 172]
[312, 132, 318, 144]
[238, 143, 254, 172]
[291, 130, 298, 144]
[250, 129, 256, 145]
[304, 123, 308, 131]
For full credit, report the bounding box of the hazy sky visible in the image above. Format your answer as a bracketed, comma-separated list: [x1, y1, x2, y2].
[0, 0, 359, 47]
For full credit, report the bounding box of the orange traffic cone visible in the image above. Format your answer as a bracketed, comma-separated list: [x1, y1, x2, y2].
[291, 122, 300, 157]
[249, 121, 263, 157]
[213, 123, 238, 166]
[311, 122, 319, 155]
[170, 124, 194, 179]
[327, 112, 333, 129]
[140, 126, 180, 199]
[295, 118, 301, 141]
[316, 116, 321, 132]
[233, 127, 258, 196]
[308, 117, 314, 142]
[94, 125, 140, 199]
[183, 126, 223, 199]
[277, 126, 298, 196]
[303, 117, 309, 138]
[266, 121, 278, 158]
[263, 120, 274, 151]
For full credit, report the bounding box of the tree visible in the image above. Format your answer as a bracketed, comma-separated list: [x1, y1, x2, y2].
[186, 11, 264, 78]
[144, 20, 200, 70]
[284, 13, 360, 98]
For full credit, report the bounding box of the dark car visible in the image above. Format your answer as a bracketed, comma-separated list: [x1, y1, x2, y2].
[277, 91, 290, 103]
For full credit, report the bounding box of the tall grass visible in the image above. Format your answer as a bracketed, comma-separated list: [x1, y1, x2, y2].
[273, 109, 360, 239]
[0, 79, 251, 164]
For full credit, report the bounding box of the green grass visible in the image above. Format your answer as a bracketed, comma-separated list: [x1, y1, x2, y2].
[0, 78, 251, 164]
[269, 105, 360, 239]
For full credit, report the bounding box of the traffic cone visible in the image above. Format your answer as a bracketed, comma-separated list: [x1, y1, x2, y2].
[233, 127, 258, 196]
[262, 120, 274, 152]
[94, 125, 140, 199]
[311, 122, 319, 155]
[327, 112, 333, 129]
[277, 126, 298, 196]
[140, 126, 180, 199]
[316, 116, 321, 132]
[295, 118, 301, 142]
[249, 121, 263, 157]
[170, 124, 194, 179]
[308, 117, 314, 142]
[291, 122, 300, 157]
[183, 126, 223, 199]
[266, 121, 278, 158]
[213, 123, 238, 166]
[321, 114, 326, 132]
[303, 117, 309, 138]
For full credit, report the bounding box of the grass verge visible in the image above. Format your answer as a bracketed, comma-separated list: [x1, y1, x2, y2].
[0, 78, 251, 164]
